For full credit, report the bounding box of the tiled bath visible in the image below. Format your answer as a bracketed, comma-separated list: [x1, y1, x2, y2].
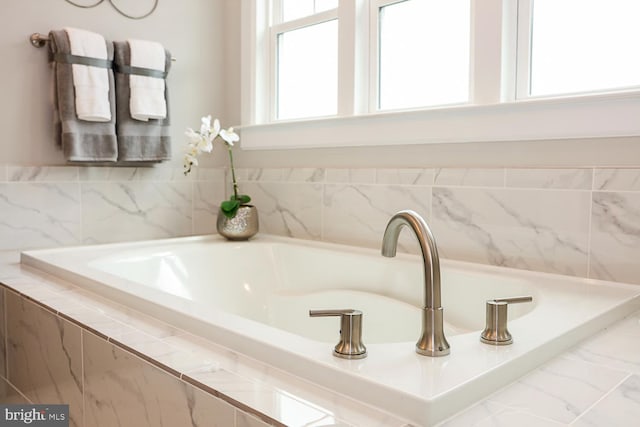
[1, 248, 640, 426]
[0, 258, 411, 426]
[0, 165, 640, 425]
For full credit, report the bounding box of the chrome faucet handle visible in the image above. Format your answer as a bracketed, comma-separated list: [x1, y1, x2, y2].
[309, 309, 367, 359]
[480, 296, 533, 345]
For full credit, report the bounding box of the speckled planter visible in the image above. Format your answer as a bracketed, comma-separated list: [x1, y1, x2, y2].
[216, 205, 259, 240]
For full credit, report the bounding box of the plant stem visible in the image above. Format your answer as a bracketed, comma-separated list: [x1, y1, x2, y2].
[227, 145, 239, 200]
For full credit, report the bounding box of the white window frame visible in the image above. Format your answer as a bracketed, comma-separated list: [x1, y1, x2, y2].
[515, 0, 533, 99]
[240, 0, 640, 150]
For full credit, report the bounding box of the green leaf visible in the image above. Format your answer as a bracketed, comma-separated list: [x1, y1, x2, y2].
[220, 199, 240, 218]
[236, 194, 251, 204]
[220, 194, 251, 219]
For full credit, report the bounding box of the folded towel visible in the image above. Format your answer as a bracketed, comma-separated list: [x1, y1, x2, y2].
[64, 27, 112, 122]
[48, 30, 117, 162]
[113, 41, 172, 162]
[128, 39, 167, 121]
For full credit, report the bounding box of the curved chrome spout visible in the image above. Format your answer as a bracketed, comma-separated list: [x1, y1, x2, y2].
[381, 210, 450, 356]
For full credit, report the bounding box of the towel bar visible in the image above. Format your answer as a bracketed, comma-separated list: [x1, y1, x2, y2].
[29, 33, 176, 62]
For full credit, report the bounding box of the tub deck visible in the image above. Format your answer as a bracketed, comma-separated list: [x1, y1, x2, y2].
[20, 234, 640, 425]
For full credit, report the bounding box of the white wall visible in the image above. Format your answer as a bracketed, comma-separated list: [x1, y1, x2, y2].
[0, 0, 234, 167]
[0, 0, 235, 250]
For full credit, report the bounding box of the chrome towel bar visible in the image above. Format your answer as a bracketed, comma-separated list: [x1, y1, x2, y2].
[29, 33, 176, 62]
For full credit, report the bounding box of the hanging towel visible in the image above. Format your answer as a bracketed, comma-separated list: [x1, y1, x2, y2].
[113, 41, 172, 162]
[64, 27, 112, 122]
[48, 30, 117, 162]
[127, 39, 167, 121]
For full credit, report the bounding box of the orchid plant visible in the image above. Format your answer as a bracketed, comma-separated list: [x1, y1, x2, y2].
[183, 115, 250, 219]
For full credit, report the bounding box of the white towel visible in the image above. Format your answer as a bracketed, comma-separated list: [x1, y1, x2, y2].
[128, 39, 167, 121]
[64, 27, 111, 122]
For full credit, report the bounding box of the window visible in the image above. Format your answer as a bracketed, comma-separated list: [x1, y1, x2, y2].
[377, 0, 470, 111]
[519, 0, 640, 98]
[276, 20, 338, 119]
[271, 2, 339, 120]
[270, 0, 471, 120]
[240, 0, 640, 149]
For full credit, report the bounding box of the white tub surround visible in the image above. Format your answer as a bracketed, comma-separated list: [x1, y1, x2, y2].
[20, 235, 640, 426]
[3, 250, 640, 426]
[0, 255, 410, 427]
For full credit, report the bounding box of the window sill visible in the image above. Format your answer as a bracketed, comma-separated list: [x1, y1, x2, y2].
[239, 92, 640, 150]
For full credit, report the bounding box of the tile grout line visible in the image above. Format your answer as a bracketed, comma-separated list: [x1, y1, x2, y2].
[586, 168, 595, 280]
[568, 373, 633, 426]
[191, 180, 195, 235]
[80, 329, 85, 427]
[3, 287, 7, 379]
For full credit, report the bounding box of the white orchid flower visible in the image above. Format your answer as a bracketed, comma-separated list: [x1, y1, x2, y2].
[184, 116, 241, 180]
[220, 127, 239, 146]
[196, 135, 213, 153]
[184, 154, 193, 167]
[199, 115, 212, 136]
[186, 143, 200, 156]
[212, 118, 221, 138]
[183, 150, 199, 174]
[185, 153, 198, 166]
[185, 128, 201, 144]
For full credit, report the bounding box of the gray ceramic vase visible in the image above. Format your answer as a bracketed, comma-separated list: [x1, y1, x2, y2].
[216, 205, 259, 240]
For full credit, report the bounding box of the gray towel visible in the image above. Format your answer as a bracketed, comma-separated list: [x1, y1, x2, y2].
[48, 30, 118, 162]
[113, 41, 172, 162]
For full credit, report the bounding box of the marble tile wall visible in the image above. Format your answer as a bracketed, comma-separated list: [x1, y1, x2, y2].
[6, 291, 83, 427]
[83, 331, 238, 427]
[0, 287, 5, 379]
[0, 165, 224, 250]
[1, 164, 639, 285]
[0, 377, 30, 404]
[236, 167, 640, 285]
[0, 289, 278, 427]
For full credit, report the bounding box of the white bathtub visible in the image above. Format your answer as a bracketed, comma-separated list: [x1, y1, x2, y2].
[21, 234, 640, 426]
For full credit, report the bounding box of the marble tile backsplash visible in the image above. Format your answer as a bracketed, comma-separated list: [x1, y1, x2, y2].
[0, 165, 223, 250]
[236, 167, 640, 285]
[1, 165, 640, 285]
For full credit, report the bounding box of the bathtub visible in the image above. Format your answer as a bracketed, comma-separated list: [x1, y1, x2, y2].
[21, 234, 640, 426]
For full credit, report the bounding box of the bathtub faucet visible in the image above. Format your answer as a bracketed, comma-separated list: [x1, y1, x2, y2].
[381, 210, 450, 357]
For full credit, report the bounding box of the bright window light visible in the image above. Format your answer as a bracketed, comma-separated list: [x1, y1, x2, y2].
[530, 0, 640, 97]
[378, 0, 470, 111]
[277, 20, 338, 120]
